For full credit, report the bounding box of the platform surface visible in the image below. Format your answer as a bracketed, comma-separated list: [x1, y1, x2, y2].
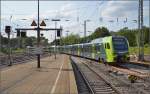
[0, 54, 77, 94]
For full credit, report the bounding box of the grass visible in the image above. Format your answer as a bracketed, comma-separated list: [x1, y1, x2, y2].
[12, 48, 25, 53]
[129, 46, 150, 55]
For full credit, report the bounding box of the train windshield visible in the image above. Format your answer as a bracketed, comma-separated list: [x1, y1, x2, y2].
[113, 37, 128, 52]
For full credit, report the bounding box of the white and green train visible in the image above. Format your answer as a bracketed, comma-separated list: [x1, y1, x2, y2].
[50, 36, 130, 64]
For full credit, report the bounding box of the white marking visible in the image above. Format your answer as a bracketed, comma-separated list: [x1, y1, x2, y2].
[50, 58, 64, 93]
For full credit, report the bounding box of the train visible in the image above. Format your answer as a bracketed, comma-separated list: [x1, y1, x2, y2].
[50, 36, 130, 64]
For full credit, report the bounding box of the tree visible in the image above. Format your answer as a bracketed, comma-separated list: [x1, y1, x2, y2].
[86, 27, 110, 42]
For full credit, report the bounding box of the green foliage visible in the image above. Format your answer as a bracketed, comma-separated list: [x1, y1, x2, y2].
[12, 48, 25, 53]
[52, 26, 111, 45]
[86, 27, 110, 42]
[93, 27, 110, 38]
[0, 35, 49, 54]
[24, 37, 36, 47]
[144, 44, 150, 48]
[112, 27, 137, 46]
[61, 34, 80, 45]
[129, 46, 150, 55]
[111, 26, 150, 47]
[51, 26, 149, 48]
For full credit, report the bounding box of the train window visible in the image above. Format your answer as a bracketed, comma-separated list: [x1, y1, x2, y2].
[105, 43, 107, 49]
[95, 44, 100, 51]
[100, 44, 105, 53]
[85, 45, 91, 52]
[107, 43, 110, 49]
[86, 46, 88, 52]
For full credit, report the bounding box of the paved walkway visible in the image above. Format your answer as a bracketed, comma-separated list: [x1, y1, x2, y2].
[0, 54, 77, 94]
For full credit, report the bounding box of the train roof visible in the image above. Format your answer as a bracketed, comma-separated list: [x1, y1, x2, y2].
[91, 37, 103, 43]
[90, 36, 126, 44]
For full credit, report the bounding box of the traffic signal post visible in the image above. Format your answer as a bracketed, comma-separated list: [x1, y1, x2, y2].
[52, 19, 61, 59]
[15, 0, 62, 68]
[5, 26, 12, 66]
[15, 27, 63, 68]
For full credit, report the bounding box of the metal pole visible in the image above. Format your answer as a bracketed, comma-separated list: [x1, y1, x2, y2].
[138, 0, 144, 61]
[0, 0, 1, 53]
[37, 0, 40, 68]
[66, 31, 69, 45]
[55, 21, 57, 59]
[84, 21, 86, 42]
[138, 0, 141, 60]
[149, 0, 150, 45]
[141, 0, 144, 61]
[0, 32, 2, 54]
[8, 32, 12, 66]
[67, 31, 68, 45]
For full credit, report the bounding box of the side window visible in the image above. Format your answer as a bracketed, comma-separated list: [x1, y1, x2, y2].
[87, 46, 90, 52]
[107, 43, 110, 49]
[96, 44, 100, 51]
[105, 43, 107, 49]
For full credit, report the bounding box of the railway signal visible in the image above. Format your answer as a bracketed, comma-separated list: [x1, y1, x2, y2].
[57, 29, 62, 37]
[52, 19, 61, 59]
[5, 26, 11, 34]
[21, 31, 26, 37]
[17, 30, 26, 37]
[17, 30, 20, 37]
[16, 20, 63, 67]
[57, 30, 60, 37]
[5, 26, 12, 66]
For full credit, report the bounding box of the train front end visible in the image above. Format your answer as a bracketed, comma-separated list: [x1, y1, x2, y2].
[112, 36, 130, 63]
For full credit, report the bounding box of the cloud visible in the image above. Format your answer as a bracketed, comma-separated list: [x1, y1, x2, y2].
[1, 3, 77, 23]
[56, 3, 77, 19]
[101, 1, 138, 18]
[39, 3, 77, 20]
[143, 5, 149, 17]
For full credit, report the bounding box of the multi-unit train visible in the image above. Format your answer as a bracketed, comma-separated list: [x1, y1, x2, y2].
[50, 36, 130, 64]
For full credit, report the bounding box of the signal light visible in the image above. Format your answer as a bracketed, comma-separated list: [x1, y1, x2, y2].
[5, 26, 11, 33]
[21, 32, 26, 37]
[57, 30, 61, 37]
[17, 30, 20, 37]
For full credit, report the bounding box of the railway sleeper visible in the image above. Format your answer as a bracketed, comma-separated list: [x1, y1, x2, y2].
[94, 88, 113, 91]
[96, 91, 116, 94]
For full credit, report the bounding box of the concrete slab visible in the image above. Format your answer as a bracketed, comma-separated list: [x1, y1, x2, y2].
[0, 54, 78, 94]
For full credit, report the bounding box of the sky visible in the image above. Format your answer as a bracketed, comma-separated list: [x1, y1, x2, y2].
[1, 0, 149, 43]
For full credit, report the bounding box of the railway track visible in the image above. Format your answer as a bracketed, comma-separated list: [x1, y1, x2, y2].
[71, 58, 93, 94]
[72, 56, 150, 94]
[71, 57, 120, 94]
[0, 52, 50, 68]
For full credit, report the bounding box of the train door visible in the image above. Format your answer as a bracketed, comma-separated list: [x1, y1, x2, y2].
[91, 44, 95, 59]
[83, 44, 86, 57]
[95, 43, 99, 60]
[75, 45, 78, 55]
[99, 43, 106, 62]
[80, 45, 83, 57]
[104, 43, 112, 62]
[88, 44, 92, 59]
[77, 45, 80, 56]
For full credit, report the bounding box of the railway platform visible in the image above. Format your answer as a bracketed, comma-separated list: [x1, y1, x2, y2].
[0, 54, 78, 94]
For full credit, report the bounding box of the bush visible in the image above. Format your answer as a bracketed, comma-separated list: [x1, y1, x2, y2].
[144, 44, 150, 48]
